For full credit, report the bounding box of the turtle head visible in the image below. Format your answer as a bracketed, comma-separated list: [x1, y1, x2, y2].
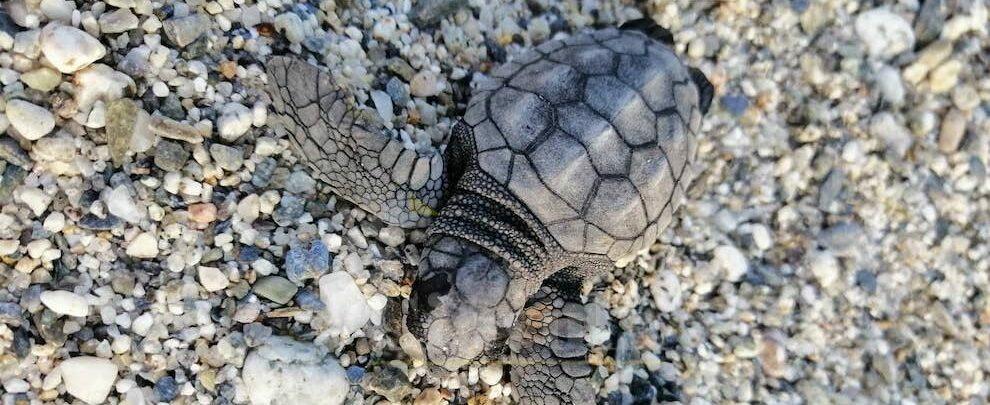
[406, 243, 528, 370]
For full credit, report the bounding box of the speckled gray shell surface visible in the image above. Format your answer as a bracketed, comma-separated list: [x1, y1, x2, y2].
[460, 27, 702, 262]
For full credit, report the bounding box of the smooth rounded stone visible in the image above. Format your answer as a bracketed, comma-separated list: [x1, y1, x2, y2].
[106, 184, 145, 224]
[19, 66, 60, 92]
[928, 59, 962, 94]
[712, 245, 748, 282]
[750, 224, 773, 250]
[163, 13, 210, 48]
[106, 99, 140, 165]
[285, 239, 331, 284]
[869, 112, 912, 158]
[938, 108, 967, 153]
[808, 250, 841, 289]
[319, 272, 372, 336]
[371, 90, 394, 123]
[3, 378, 29, 393]
[914, 0, 946, 46]
[39, 0, 73, 22]
[40, 24, 106, 73]
[17, 186, 52, 216]
[479, 362, 503, 385]
[40, 290, 89, 317]
[720, 93, 749, 116]
[854, 8, 915, 59]
[59, 356, 118, 404]
[126, 232, 159, 258]
[6, 99, 56, 140]
[154, 140, 189, 172]
[0, 136, 30, 167]
[242, 336, 348, 405]
[410, 0, 468, 26]
[253, 276, 298, 305]
[410, 70, 441, 97]
[188, 202, 217, 224]
[198, 266, 229, 292]
[875, 65, 904, 105]
[98, 8, 138, 33]
[209, 143, 243, 171]
[902, 40, 952, 84]
[274, 12, 305, 44]
[217, 102, 252, 141]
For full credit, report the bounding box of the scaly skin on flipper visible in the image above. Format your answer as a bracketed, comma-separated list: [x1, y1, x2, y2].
[265, 18, 710, 403]
[265, 56, 446, 228]
[507, 272, 596, 404]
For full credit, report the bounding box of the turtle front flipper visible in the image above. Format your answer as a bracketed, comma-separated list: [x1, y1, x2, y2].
[265, 56, 445, 228]
[507, 272, 598, 405]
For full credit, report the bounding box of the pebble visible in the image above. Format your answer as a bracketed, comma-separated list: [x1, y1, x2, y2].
[242, 336, 348, 405]
[875, 66, 904, 106]
[712, 245, 748, 282]
[149, 115, 204, 143]
[17, 186, 52, 217]
[210, 143, 243, 171]
[59, 356, 118, 404]
[319, 272, 372, 336]
[410, 0, 468, 27]
[928, 59, 962, 93]
[78, 214, 122, 230]
[105, 99, 140, 165]
[371, 90, 394, 123]
[163, 13, 210, 48]
[915, 0, 946, 46]
[378, 226, 406, 247]
[198, 266, 229, 292]
[870, 112, 912, 158]
[808, 250, 841, 289]
[285, 240, 331, 284]
[126, 232, 159, 258]
[40, 290, 89, 317]
[479, 363, 503, 385]
[0, 137, 30, 167]
[295, 289, 326, 311]
[854, 8, 915, 59]
[20, 67, 60, 92]
[154, 376, 179, 402]
[40, 24, 106, 73]
[273, 193, 305, 226]
[106, 185, 145, 224]
[938, 108, 967, 153]
[364, 365, 412, 402]
[99, 8, 139, 33]
[253, 276, 298, 305]
[154, 140, 189, 172]
[720, 94, 749, 116]
[410, 70, 441, 97]
[218, 102, 252, 141]
[188, 203, 217, 223]
[6, 99, 56, 140]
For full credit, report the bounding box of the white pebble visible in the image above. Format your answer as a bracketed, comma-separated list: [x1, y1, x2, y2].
[17, 186, 53, 217]
[855, 8, 915, 59]
[217, 102, 252, 141]
[59, 356, 118, 404]
[809, 251, 841, 289]
[106, 185, 146, 224]
[126, 232, 159, 258]
[242, 336, 348, 405]
[713, 245, 748, 282]
[319, 272, 373, 336]
[6, 99, 56, 140]
[40, 24, 107, 73]
[40, 290, 90, 317]
[198, 266, 230, 292]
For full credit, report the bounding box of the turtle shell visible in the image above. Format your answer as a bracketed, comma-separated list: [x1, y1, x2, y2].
[460, 28, 702, 262]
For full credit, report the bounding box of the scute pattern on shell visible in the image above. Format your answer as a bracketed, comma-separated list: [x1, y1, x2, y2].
[463, 28, 702, 261]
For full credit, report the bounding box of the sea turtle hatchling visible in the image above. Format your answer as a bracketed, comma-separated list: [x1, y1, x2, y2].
[265, 19, 713, 404]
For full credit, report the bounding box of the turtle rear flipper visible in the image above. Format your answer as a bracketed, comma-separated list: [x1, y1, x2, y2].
[265, 56, 446, 228]
[507, 272, 598, 404]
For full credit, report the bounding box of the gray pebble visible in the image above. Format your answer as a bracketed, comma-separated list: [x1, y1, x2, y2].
[914, 0, 945, 47]
[273, 193, 305, 226]
[78, 214, 123, 230]
[154, 140, 189, 172]
[253, 276, 298, 305]
[0, 137, 30, 168]
[409, 0, 468, 27]
[163, 13, 211, 48]
[251, 157, 277, 187]
[210, 143, 244, 171]
[386, 77, 410, 107]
